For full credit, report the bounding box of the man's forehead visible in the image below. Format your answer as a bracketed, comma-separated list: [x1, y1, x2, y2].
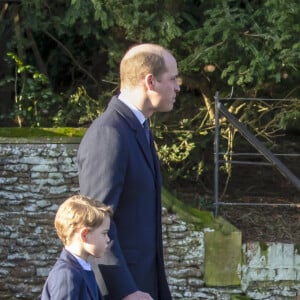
[164, 55, 178, 74]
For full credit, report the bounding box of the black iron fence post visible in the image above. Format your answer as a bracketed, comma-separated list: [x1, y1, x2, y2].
[214, 91, 220, 216]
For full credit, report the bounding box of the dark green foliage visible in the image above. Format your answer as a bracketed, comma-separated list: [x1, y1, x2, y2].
[1, 0, 299, 191]
[53, 86, 107, 127]
[2, 52, 63, 127]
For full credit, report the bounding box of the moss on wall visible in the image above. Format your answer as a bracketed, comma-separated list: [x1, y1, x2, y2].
[0, 127, 86, 137]
[0, 127, 86, 143]
[259, 242, 269, 257]
[204, 230, 242, 286]
[162, 187, 238, 234]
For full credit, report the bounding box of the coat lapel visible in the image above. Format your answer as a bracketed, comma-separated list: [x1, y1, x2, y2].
[136, 127, 156, 175]
[109, 96, 156, 175]
[81, 270, 102, 300]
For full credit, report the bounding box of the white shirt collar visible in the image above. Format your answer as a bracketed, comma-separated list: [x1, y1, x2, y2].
[72, 253, 92, 271]
[118, 93, 146, 125]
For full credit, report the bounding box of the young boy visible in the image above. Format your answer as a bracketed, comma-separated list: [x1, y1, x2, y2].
[41, 195, 112, 300]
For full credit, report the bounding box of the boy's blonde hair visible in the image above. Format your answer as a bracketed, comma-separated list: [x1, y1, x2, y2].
[55, 195, 112, 246]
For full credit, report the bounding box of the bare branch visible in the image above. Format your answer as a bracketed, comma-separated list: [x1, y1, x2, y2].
[44, 30, 98, 84]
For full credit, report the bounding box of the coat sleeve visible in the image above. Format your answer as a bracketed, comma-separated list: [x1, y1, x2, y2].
[77, 124, 139, 299]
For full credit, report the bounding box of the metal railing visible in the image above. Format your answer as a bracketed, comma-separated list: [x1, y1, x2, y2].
[214, 92, 300, 216]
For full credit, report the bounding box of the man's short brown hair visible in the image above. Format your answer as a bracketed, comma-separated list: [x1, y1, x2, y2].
[120, 43, 170, 88]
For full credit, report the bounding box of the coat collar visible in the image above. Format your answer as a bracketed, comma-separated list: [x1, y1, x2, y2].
[60, 249, 101, 300]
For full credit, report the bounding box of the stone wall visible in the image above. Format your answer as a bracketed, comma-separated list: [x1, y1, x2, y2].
[1, 142, 300, 300]
[0, 143, 79, 299]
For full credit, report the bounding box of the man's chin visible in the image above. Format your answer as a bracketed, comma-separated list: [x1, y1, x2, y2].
[167, 104, 175, 111]
[161, 104, 175, 112]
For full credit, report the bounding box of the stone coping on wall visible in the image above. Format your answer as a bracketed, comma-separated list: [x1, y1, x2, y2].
[0, 127, 86, 144]
[0, 137, 82, 144]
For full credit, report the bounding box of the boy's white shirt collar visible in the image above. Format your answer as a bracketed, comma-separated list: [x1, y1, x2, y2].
[72, 253, 92, 271]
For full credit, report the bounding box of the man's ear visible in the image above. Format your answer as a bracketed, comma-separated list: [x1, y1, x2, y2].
[79, 228, 89, 242]
[145, 74, 155, 90]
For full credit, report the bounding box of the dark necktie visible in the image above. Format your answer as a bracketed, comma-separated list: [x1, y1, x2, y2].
[143, 120, 150, 144]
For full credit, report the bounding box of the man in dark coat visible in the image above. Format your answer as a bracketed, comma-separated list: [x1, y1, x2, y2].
[77, 43, 180, 300]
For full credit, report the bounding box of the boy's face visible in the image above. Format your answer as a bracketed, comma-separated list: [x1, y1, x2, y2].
[84, 217, 111, 258]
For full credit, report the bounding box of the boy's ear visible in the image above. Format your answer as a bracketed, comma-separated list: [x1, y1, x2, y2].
[79, 228, 89, 242]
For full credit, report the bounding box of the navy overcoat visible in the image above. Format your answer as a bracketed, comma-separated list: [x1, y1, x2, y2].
[77, 96, 172, 300]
